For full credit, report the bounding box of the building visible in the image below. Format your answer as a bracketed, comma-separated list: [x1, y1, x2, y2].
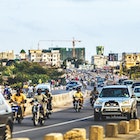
[19, 49, 27, 60]
[91, 55, 108, 69]
[122, 52, 140, 69]
[0, 50, 14, 60]
[49, 47, 85, 61]
[0, 50, 14, 66]
[28, 49, 61, 67]
[96, 46, 104, 55]
[49, 47, 67, 61]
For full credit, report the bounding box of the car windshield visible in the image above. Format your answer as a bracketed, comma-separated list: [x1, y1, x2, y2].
[133, 83, 140, 87]
[124, 81, 133, 85]
[99, 88, 130, 98]
[68, 82, 77, 85]
[134, 88, 140, 92]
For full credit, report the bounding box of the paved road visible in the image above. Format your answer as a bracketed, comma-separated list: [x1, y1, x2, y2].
[12, 95, 140, 140]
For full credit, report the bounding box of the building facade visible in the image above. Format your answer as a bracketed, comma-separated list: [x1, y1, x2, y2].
[49, 47, 85, 61]
[91, 55, 108, 69]
[122, 52, 140, 69]
[0, 50, 14, 60]
[28, 49, 61, 67]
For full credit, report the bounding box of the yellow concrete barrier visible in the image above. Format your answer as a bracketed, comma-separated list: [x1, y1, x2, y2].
[118, 121, 129, 134]
[11, 119, 140, 140]
[44, 133, 63, 140]
[129, 119, 139, 131]
[72, 128, 86, 140]
[89, 125, 104, 140]
[105, 123, 118, 137]
[63, 128, 86, 140]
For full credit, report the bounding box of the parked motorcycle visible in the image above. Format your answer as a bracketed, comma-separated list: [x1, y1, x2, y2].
[11, 102, 23, 124]
[32, 101, 45, 126]
[74, 98, 81, 112]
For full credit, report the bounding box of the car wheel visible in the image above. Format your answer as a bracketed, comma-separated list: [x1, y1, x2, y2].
[3, 124, 12, 140]
[101, 115, 106, 121]
[94, 111, 100, 121]
[127, 112, 132, 120]
[133, 109, 138, 119]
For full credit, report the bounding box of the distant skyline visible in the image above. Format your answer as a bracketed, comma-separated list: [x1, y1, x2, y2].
[0, 0, 140, 61]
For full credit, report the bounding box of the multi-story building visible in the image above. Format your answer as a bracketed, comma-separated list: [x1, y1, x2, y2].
[0, 50, 14, 60]
[91, 55, 108, 69]
[122, 52, 140, 69]
[28, 49, 61, 67]
[49, 47, 85, 61]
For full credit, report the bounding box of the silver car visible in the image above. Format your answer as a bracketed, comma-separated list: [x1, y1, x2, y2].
[94, 85, 137, 121]
[133, 86, 140, 103]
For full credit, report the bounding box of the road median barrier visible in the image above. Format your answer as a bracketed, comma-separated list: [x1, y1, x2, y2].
[24, 90, 89, 115]
[44, 133, 63, 140]
[11, 118, 140, 140]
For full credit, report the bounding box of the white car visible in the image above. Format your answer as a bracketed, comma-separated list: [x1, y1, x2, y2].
[35, 83, 51, 93]
[122, 79, 134, 87]
[133, 86, 140, 102]
[94, 85, 137, 121]
[66, 81, 82, 90]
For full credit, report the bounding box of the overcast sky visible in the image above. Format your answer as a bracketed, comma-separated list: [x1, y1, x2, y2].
[0, 0, 140, 61]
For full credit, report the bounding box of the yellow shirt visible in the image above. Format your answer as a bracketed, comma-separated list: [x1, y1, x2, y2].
[74, 91, 83, 98]
[11, 93, 26, 104]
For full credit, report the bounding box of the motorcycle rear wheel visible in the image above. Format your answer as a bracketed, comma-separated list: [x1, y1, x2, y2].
[40, 117, 45, 126]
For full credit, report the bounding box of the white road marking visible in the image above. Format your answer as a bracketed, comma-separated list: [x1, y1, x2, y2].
[13, 115, 93, 134]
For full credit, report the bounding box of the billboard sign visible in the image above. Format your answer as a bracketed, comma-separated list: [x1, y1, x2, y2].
[108, 53, 118, 61]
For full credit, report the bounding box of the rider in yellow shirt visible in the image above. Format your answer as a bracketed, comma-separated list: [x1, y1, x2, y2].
[10, 88, 27, 118]
[73, 87, 84, 107]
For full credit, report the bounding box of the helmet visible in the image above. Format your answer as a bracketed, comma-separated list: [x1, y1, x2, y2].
[45, 88, 49, 92]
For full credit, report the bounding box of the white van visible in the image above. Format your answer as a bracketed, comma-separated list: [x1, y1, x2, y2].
[35, 83, 51, 93]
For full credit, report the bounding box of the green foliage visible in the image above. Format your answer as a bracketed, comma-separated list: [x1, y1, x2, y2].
[0, 61, 64, 86]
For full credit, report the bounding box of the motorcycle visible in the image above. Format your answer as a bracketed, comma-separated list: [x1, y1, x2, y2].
[45, 97, 53, 119]
[31, 101, 45, 126]
[45, 103, 52, 119]
[11, 102, 23, 124]
[74, 98, 81, 112]
[90, 94, 98, 107]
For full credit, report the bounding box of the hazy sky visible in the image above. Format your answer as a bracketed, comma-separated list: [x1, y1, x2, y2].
[0, 0, 140, 61]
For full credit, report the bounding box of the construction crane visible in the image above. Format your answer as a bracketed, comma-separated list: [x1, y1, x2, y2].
[38, 38, 81, 58]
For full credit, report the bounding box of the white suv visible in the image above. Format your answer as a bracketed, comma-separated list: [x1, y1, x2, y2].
[94, 85, 137, 121]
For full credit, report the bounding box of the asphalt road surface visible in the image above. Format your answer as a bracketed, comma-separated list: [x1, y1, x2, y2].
[12, 96, 140, 140]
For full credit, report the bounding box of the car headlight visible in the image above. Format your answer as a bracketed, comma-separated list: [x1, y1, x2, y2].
[95, 100, 103, 105]
[122, 100, 130, 104]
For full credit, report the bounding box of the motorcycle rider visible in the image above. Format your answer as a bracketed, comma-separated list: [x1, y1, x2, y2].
[10, 88, 27, 119]
[32, 88, 48, 119]
[44, 88, 53, 113]
[90, 86, 99, 105]
[73, 87, 84, 108]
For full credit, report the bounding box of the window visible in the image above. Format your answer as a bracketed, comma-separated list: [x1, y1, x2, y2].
[100, 88, 129, 97]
